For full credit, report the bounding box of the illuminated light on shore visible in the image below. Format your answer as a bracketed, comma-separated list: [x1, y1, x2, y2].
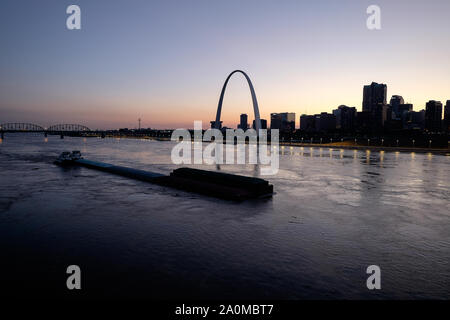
[427, 153, 433, 160]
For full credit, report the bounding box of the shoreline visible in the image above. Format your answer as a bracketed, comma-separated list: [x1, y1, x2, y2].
[100, 134, 450, 156]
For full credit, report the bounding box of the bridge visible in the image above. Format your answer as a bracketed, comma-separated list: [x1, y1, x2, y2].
[0, 123, 91, 133]
[0, 123, 92, 139]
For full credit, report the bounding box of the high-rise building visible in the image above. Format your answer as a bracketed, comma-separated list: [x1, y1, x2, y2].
[390, 95, 404, 119]
[315, 113, 336, 132]
[444, 100, 450, 132]
[270, 113, 296, 131]
[300, 115, 315, 132]
[252, 119, 267, 130]
[398, 103, 413, 115]
[403, 110, 425, 130]
[238, 114, 249, 130]
[425, 100, 443, 132]
[363, 82, 387, 113]
[332, 105, 357, 131]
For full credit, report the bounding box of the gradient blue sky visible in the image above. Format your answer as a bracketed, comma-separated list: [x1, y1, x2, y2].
[1, 0, 449, 129]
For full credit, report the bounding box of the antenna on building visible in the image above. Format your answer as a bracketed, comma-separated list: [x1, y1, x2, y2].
[138, 118, 141, 130]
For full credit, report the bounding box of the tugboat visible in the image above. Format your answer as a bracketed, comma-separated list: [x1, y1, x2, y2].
[54, 151, 83, 165]
[71, 150, 83, 160]
[54, 151, 73, 165]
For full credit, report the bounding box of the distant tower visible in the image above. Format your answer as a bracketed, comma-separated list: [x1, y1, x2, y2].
[390, 95, 404, 118]
[425, 100, 443, 132]
[363, 82, 387, 112]
[239, 113, 249, 130]
[138, 118, 141, 130]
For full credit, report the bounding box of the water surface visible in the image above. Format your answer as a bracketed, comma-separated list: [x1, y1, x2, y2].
[0, 133, 449, 299]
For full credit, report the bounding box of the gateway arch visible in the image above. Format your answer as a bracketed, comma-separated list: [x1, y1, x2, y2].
[214, 70, 262, 132]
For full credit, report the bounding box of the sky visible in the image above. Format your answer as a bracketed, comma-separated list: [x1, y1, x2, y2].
[1, 0, 449, 129]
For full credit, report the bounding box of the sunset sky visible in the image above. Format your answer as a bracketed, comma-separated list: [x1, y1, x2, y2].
[1, 0, 450, 129]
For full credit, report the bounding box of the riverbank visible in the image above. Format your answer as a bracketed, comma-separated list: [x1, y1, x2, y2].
[99, 134, 450, 156]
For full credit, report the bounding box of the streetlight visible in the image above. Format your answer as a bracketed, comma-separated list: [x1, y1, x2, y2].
[396, 139, 399, 147]
[381, 138, 384, 146]
[320, 138, 322, 144]
[429, 140, 432, 148]
[330, 138, 333, 144]
[412, 139, 415, 148]
[367, 138, 370, 146]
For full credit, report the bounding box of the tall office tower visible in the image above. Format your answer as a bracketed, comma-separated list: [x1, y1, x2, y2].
[332, 105, 357, 131]
[363, 82, 387, 112]
[444, 100, 450, 132]
[390, 95, 404, 118]
[270, 113, 296, 131]
[425, 100, 443, 132]
[238, 113, 249, 130]
[252, 119, 267, 130]
[300, 115, 316, 132]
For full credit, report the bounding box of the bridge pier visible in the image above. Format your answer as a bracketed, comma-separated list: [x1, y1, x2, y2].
[1, 131, 4, 139]
[44, 132, 47, 138]
[60, 133, 64, 139]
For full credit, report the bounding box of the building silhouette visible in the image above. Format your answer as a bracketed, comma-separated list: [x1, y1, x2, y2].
[363, 82, 387, 113]
[403, 110, 425, 130]
[315, 113, 336, 132]
[333, 105, 356, 132]
[252, 119, 267, 130]
[425, 100, 443, 132]
[210, 120, 223, 129]
[444, 100, 450, 132]
[270, 113, 295, 131]
[390, 95, 404, 119]
[300, 114, 315, 132]
[238, 114, 249, 130]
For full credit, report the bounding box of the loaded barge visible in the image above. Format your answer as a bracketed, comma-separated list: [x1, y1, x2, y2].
[55, 151, 273, 201]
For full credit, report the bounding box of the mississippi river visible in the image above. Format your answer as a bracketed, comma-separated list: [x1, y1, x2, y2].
[0, 133, 449, 299]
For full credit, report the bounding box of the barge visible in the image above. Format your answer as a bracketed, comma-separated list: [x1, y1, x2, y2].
[55, 151, 273, 201]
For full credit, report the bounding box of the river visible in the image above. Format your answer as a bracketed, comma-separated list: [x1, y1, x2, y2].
[0, 133, 449, 299]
